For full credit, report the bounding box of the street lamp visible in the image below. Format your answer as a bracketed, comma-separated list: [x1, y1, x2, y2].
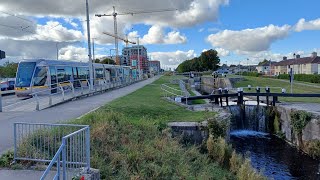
[56, 42, 59, 60]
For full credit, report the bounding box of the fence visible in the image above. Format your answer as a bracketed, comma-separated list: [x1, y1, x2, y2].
[13, 123, 90, 180]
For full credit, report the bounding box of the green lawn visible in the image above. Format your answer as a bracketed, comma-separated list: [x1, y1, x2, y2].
[72, 76, 234, 179]
[234, 76, 320, 103]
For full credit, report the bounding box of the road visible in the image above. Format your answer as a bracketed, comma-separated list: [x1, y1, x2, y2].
[0, 76, 160, 155]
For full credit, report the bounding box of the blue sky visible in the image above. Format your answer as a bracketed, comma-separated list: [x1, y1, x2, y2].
[1, 0, 320, 68]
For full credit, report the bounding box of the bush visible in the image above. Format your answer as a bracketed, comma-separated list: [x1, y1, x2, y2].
[236, 159, 266, 180]
[0, 151, 14, 167]
[207, 116, 229, 138]
[278, 74, 320, 83]
[305, 140, 320, 159]
[237, 72, 261, 77]
[207, 136, 232, 167]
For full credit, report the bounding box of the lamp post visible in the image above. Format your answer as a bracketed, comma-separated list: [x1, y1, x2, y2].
[247, 58, 249, 72]
[85, 0, 93, 90]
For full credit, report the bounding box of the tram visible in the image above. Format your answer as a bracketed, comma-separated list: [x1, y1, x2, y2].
[15, 59, 133, 97]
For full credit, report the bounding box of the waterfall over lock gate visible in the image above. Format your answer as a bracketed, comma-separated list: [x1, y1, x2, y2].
[229, 105, 269, 132]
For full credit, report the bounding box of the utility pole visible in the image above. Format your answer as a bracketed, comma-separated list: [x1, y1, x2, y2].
[247, 58, 249, 72]
[56, 42, 59, 60]
[92, 38, 96, 61]
[85, 0, 93, 90]
[136, 37, 141, 79]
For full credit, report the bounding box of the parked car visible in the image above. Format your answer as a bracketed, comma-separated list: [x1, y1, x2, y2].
[0, 80, 15, 91]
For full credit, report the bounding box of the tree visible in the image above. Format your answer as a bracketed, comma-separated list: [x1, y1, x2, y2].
[94, 59, 100, 63]
[258, 59, 269, 66]
[0, 62, 18, 78]
[100, 58, 115, 65]
[176, 49, 220, 73]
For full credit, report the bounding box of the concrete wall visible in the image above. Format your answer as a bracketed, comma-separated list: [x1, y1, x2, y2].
[201, 77, 233, 89]
[276, 105, 320, 147]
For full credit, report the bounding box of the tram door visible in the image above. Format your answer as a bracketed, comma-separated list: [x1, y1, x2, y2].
[49, 66, 57, 93]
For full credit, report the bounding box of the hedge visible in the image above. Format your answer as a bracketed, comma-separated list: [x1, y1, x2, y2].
[277, 74, 320, 83]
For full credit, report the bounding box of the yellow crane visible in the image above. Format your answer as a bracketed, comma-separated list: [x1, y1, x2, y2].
[95, 6, 177, 65]
[103, 31, 136, 47]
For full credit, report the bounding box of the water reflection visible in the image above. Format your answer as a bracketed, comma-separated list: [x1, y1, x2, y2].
[230, 130, 320, 179]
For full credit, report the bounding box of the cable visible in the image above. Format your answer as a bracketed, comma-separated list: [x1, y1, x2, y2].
[0, 10, 33, 23]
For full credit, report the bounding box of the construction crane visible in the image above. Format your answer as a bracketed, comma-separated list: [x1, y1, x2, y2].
[95, 6, 177, 65]
[102, 31, 136, 47]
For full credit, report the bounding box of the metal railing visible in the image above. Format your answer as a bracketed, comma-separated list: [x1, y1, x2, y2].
[160, 84, 185, 97]
[13, 123, 90, 180]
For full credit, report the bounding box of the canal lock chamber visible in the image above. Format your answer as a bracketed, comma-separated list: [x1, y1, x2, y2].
[228, 105, 320, 179]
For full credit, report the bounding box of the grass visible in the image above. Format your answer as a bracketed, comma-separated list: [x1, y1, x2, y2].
[234, 76, 320, 103]
[72, 75, 234, 179]
[188, 90, 206, 104]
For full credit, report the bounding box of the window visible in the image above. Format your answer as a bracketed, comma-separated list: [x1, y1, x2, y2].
[95, 68, 104, 79]
[33, 66, 48, 86]
[57, 68, 66, 82]
[50, 66, 57, 84]
[16, 62, 36, 87]
[65, 67, 72, 80]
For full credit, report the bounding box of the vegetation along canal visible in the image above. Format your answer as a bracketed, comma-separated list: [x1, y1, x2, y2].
[229, 105, 320, 179]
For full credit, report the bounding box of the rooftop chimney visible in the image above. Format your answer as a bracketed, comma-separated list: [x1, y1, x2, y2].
[311, 52, 317, 58]
[283, 56, 287, 60]
[296, 54, 300, 59]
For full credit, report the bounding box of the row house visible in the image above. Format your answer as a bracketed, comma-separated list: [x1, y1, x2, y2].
[272, 52, 320, 75]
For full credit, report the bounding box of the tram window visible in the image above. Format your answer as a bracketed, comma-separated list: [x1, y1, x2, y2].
[73, 67, 79, 79]
[95, 68, 104, 79]
[16, 62, 36, 87]
[65, 67, 73, 81]
[57, 68, 66, 82]
[49, 66, 57, 84]
[33, 66, 48, 86]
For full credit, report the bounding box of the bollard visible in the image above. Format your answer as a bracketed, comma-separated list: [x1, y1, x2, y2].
[35, 94, 40, 111]
[218, 88, 223, 107]
[256, 87, 260, 105]
[281, 88, 286, 93]
[49, 95, 52, 106]
[224, 88, 229, 106]
[248, 85, 252, 91]
[265, 86, 270, 106]
[237, 88, 243, 105]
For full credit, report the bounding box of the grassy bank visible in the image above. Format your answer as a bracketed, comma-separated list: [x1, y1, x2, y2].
[74, 75, 234, 179]
[234, 76, 320, 103]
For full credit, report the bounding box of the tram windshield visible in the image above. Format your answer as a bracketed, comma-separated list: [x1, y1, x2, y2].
[15, 62, 36, 87]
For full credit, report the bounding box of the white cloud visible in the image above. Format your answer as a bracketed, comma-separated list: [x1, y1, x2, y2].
[215, 48, 230, 57]
[34, 21, 83, 42]
[207, 24, 291, 53]
[0, 0, 228, 28]
[198, 28, 204, 32]
[295, 18, 320, 32]
[128, 25, 187, 45]
[149, 50, 196, 68]
[59, 45, 105, 61]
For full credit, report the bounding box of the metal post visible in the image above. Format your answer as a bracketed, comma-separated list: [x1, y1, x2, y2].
[85, 127, 90, 172]
[49, 95, 52, 106]
[219, 88, 223, 107]
[266, 86, 270, 106]
[35, 94, 40, 111]
[62, 138, 67, 180]
[224, 88, 229, 106]
[85, 0, 94, 90]
[272, 96, 277, 106]
[256, 87, 260, 105]
[237, 88, 243, 105]
[0, 88, 2, 112]
[13, 123, 17, 161]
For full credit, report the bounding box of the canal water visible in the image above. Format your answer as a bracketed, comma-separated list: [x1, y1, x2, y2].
[229, 105, 320, 179]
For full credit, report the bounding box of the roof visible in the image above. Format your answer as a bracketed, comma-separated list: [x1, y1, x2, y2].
[258, 61, 276, 66]
[273, 56, 320, 66]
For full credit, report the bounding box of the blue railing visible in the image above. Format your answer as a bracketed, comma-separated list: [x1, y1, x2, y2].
[13, 123, 90, 180]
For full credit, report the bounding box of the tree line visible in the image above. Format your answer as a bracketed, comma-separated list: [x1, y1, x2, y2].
[0, 62, 18, 78]
[176, 49, 220, 73]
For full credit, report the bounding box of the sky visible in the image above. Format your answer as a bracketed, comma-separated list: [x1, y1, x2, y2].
[0, 0, 320, 69]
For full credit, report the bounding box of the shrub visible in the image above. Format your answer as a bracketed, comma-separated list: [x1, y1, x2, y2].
[305, 140, 320, 159]
[290, 110, 312, 148]
[207, 136, 232, 167]
[278, 74, 320, 83]
[229, 150, 244, 174]
[0, 151, 14, 167]
[207, 116, 229, 138]
[236, 159, 266, 180]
